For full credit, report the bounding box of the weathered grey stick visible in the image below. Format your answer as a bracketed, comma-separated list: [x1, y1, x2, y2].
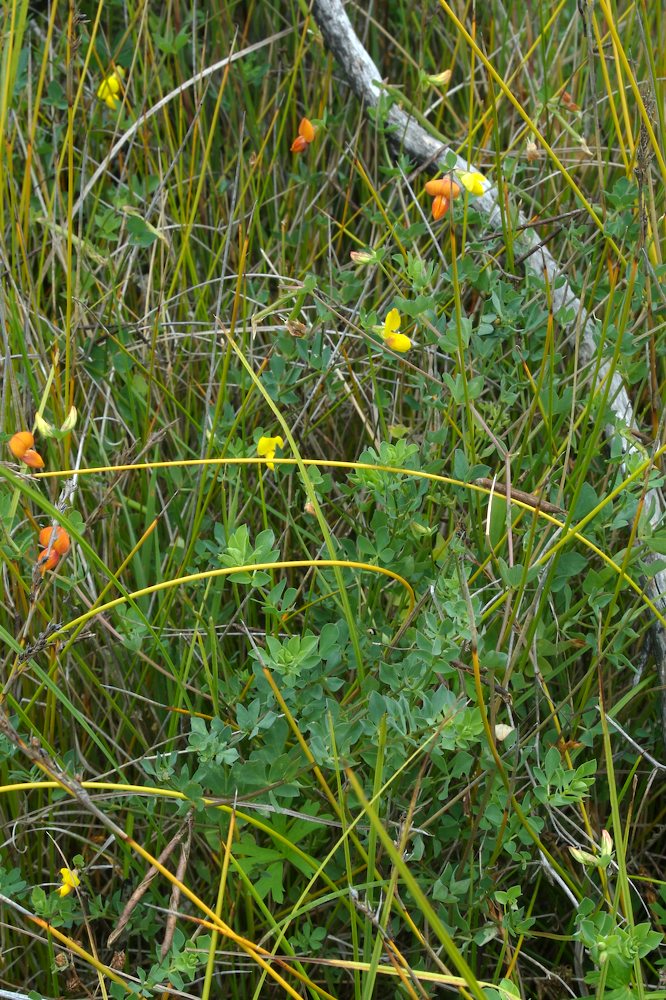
[311, 0, 666, 741]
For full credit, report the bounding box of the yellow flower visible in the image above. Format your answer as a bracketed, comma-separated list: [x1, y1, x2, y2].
[97, 67, 125, 111]
[458, 170, 486, 196]
[57, 867, 80, 897]
[257, 435, 284, 471]
[381, 308, 412, 353]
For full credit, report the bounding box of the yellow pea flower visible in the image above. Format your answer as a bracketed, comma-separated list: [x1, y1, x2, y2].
[97, 67, 125, 111]
[57, 867, 80, 897]
[458, 170, 486, 196]
[257, 435, 284, 471]
[381, 308, 412, 353]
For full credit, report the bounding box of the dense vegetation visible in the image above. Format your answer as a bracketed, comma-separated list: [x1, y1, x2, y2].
[0, 1, 665, 997]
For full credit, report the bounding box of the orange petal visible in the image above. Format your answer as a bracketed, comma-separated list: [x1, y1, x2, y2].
[290, 135, 308, 153]
[424, 178, 448, 196]
[432, 195, 450, 220]
[442, 177, 461, 199]
[22, 449, 45, 469]
[425, 177, 460, 199]
[298, 117, 315, 142]
[8, 431, 34, 459]
[38, 548, 60, 574]
[53, 531, 71, 555]
[38, 526, 70, 555]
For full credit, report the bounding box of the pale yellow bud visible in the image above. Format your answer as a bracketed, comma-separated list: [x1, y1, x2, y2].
[34, 413, 55, 438]
[60, 406, 78, 433]
[426, 69, 452, 87]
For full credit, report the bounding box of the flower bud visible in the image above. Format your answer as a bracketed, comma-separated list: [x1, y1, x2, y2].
[569, 846, 598, 867]
[34, 413, 55, 438]
[350, 249, 376, 265]
[60, 406, 78, 433]
[426, 69, 452, 87]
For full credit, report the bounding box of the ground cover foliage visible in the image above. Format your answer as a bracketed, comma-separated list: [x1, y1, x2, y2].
[0, 0, 665, 996]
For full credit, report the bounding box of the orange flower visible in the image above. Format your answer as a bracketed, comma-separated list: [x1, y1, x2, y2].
[39, 526, 71, 556]
[8, 430, 45, 468]
[8, 431, 35, 459]
[425, 176, 461, 220]
[291, 117, 315, 153]
[38, 548, 60, 574]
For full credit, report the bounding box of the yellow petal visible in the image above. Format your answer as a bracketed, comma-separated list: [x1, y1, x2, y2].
[383, 308, 401, 337]
[384, 332, 412, 353]
[458, 170, 485, 196]
[98, 70, 124, 109]
[58, 867, 80, 896]
[257, 435, 284, 470]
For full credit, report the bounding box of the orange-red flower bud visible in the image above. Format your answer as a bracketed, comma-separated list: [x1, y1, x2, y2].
[432, 195, 450, 220]
[8, 431, 34, 459]
[22, 449, 45, 469]
[38, 548, 60, 574]
[38, 525, 71, 555]
[290, 135, 308, 153]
